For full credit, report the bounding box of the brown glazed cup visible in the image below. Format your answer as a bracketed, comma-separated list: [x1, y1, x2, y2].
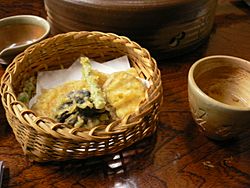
[188, 55, 250, 140]
[0, 15, 50, 63]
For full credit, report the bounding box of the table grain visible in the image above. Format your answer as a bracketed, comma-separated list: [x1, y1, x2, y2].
[0, 0, 250, 187]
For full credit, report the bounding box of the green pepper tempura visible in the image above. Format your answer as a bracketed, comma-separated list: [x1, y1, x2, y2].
[18, 76, 36, 103]
[80, 57, 106, 109]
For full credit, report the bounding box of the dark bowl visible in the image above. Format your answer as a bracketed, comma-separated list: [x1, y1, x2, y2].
[44, 0, 217, 59]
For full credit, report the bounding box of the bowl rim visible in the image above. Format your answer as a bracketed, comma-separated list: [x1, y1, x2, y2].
[188, 55, 250, 111]
[52, 0, 210, 9]
[0, 15, 50, 52]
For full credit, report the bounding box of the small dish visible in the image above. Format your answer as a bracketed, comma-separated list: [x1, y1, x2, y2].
[0, 15, 50, 60]
[188, 55, 250, 140]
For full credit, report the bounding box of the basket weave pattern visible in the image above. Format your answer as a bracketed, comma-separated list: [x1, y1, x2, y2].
[0, 31, 163, 162]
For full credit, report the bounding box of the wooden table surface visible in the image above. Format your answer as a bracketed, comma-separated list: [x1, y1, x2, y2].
[0, 0, 250, 187]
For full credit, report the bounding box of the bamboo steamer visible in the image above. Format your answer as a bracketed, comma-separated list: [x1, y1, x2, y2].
[44, 0, 218, 59]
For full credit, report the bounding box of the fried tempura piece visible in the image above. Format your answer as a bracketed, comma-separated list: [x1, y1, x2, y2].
[31, 80, 88, 118]
[91, 69, 108, 86]
[103, 71, 146, 118]
[81, 57, 106, 109]
[126, 68, 139, 77]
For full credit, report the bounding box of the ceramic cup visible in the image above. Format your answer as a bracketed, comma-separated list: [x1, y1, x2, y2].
[0, 15, 50, 60]
[188, 55, 250, 140]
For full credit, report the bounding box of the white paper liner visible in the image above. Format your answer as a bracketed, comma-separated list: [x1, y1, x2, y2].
[29, 55, 149, 108]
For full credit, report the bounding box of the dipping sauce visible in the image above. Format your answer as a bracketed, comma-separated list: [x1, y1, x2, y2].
[196, 66, 250, 107]
[0, 23, 46, 52]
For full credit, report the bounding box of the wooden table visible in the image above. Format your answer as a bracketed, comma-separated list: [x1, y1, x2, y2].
[0, 0, 250, 187]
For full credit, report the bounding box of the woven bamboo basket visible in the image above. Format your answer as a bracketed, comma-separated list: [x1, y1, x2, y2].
[0, 31, 162, 162]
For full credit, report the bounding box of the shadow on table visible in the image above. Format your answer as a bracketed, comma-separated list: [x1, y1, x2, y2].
[0, 102, 12, 138]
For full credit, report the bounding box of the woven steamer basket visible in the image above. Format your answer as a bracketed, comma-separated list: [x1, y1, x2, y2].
[0, 31, 162, 162]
